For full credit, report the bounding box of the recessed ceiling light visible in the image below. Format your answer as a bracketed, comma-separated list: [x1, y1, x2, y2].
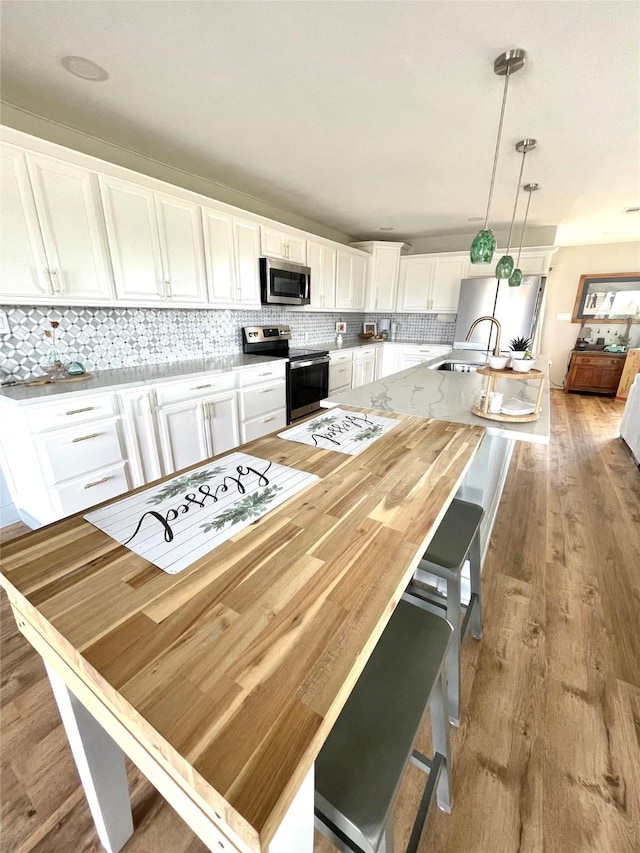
[61, 55, 109, 82]
[379, 226, 395, 232]
[622, 206, 640, 214]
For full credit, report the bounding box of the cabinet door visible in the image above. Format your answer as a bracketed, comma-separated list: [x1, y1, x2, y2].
[202, 207, 236, 304]
[204, 391, 239, 456]
[261, 227, 306, 263]
[118, 388, 163, 487]
[367, 245, 400, 311]
[157, 399, 209, 474]
[431, 256, 466, 313]
[329, 360, 352, 393]
[234, 218, 261, 305]
[378, 346, 402, 379]
[350, 255, 367, 310]
[0, 145, 51, 299]
[26, 155, 114, 302]
[308, 240, 336, 309]
[335, 251, 353, 309]
[397, 258, 434, 311]
[595, 361, 625, 392]
[99, 175, 164, 301]
[155, 194, 206, 303]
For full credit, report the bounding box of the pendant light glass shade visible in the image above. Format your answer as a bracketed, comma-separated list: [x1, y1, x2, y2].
[470, 230, 496, 263]
[496, 139, 536, 279]
[470, 49, 526, 265]
[509, 182, 540, 287]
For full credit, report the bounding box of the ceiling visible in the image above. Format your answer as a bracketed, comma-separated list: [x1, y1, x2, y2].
[1, 1, 639, 248]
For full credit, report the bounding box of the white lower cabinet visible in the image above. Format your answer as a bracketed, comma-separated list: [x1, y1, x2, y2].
[377, 344, 402, 379]
[118, 388, 163, 487]
[351, 347, 376, 388]
[399, 344, 450, 370]
[329, 350, 353, 394]
[237, 362, 287, 442]
[0, 391, 131, 526]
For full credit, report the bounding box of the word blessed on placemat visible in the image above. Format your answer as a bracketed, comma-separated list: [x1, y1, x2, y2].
[278, 408, 399, 454]
[84, 452, 318, 574]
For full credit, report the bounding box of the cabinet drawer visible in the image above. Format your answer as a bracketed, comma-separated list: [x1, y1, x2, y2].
[236, 362, 286, 387]
[573, 354, 624, 367]
[329, 351, 353, 364]
[26, 393, 118, 432]
[154, 373, 234, 406]
[352, 347, 377, 361]
[36, 418, 124, 484]
[240, 409, 287, 443]
[239, 381, 287, 421]
[53, 462, 130, 516]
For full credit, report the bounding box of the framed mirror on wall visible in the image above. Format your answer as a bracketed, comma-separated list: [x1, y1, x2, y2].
[572, 272, 640, 323]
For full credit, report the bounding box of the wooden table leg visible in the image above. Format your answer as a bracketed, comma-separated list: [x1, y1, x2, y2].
[45, 662, 134, 853]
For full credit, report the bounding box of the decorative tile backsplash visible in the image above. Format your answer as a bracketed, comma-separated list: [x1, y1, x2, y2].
[0, 305, 455, 381]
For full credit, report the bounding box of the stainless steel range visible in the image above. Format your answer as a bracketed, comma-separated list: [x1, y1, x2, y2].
[242, 325, 329, 423]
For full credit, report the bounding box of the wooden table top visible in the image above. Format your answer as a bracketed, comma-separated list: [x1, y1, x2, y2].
[0, 409, 485, 852]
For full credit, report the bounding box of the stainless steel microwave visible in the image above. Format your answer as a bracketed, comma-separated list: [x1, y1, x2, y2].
[260, 257, 311, 306]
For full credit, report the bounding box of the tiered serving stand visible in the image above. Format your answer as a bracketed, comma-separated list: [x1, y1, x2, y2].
[471, 366, 545, 423]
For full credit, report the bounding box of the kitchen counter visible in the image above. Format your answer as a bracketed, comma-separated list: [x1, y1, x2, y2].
[0, 354, 283, 404]
[315, 338, 449, 352]
[0, 410, 485, 853]
[324, 349, 551, 445]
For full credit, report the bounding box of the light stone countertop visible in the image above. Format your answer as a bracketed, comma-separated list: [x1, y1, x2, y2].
[314, 338, 451, 352]
[0, 353, 283, 405]
[323, 349, 551, 445]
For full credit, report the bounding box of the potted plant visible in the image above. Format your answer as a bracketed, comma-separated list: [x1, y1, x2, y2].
[509, 336, 532, 361]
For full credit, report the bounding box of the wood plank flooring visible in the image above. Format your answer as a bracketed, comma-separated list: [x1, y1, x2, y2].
[1, 390, 639, 853]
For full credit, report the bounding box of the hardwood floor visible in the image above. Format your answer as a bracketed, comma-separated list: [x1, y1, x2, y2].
[1, 390, 639, 853]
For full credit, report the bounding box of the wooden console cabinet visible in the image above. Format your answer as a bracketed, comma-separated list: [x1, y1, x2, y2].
[565, 350, 627, 395]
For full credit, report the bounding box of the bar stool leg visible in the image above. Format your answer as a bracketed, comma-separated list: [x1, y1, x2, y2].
[469, 531, 483, 640]
[445, 574, 461, 727]
[430, 667, 453, 814]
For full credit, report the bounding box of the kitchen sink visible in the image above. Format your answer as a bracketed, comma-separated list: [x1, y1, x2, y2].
[430, 361, 481, 372]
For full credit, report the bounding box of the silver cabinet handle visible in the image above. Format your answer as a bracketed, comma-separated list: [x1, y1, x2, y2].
[50, 269, 63, 294]
[84, 476, 110, 489]
[263, 416, 275, 423]
[65, 406, 95, 416]
[259, 372, 274, 377]
[193, 384, 213, 390]
[260, 388, 273, 393]
[72, 432, 99, 443]
[165, 279, 172, 298]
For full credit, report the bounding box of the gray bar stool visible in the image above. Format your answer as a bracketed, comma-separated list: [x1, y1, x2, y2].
[404, 498, 484, 727]
[315, 600, 453, 853]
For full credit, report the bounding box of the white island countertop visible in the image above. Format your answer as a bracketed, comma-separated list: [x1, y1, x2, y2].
[323, 349, 551, 445]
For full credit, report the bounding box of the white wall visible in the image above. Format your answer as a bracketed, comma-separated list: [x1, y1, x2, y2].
[540, 242, 640, 387]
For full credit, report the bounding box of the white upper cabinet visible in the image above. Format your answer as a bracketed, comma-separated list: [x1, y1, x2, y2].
[99, 175, 206, 304]
[0, 145, 113, 303]
[261, 226, 307, 264]
[351, 241, 407, 312]
[307, 240, 337, 309]
[335, 249, 367, 311]
[463, 247, 554, 279]
[202, 209, 261, 307]
[397, 253, 466, 313]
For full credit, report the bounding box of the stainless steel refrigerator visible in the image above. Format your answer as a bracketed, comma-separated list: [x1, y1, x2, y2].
[454, 275, 546, 353]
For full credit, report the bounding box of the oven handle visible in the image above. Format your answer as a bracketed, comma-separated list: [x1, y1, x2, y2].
[289, 356, 330, 369]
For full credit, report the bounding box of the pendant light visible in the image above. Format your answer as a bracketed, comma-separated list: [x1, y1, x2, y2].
[470, 48, 526, 264]
[509, 182, 540, 286]
[495, 138, 537, 279]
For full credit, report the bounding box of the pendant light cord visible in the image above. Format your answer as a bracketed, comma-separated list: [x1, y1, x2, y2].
[505, 146, 528, 254]
[482, 69, 511, 230]
[515, 187, 534, 266]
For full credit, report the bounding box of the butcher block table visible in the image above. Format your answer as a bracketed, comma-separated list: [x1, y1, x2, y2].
[0, 409, 485, 853]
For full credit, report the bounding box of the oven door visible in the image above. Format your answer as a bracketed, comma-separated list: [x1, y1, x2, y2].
[288, 356, 330, 422]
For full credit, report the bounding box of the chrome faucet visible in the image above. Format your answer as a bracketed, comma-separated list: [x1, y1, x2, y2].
[465, 316, 502, 357]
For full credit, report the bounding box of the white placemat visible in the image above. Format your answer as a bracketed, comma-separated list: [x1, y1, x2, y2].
[84, 452, 318, 574]
[278, 408, 399, 454]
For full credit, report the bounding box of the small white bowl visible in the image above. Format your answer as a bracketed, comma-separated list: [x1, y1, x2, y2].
[488, 355, 509, 370]
[511, 358, 536, 373]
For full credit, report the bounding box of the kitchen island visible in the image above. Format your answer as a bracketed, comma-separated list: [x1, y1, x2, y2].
[0, 410, 485, 853]
[323, 350, 551, 572]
